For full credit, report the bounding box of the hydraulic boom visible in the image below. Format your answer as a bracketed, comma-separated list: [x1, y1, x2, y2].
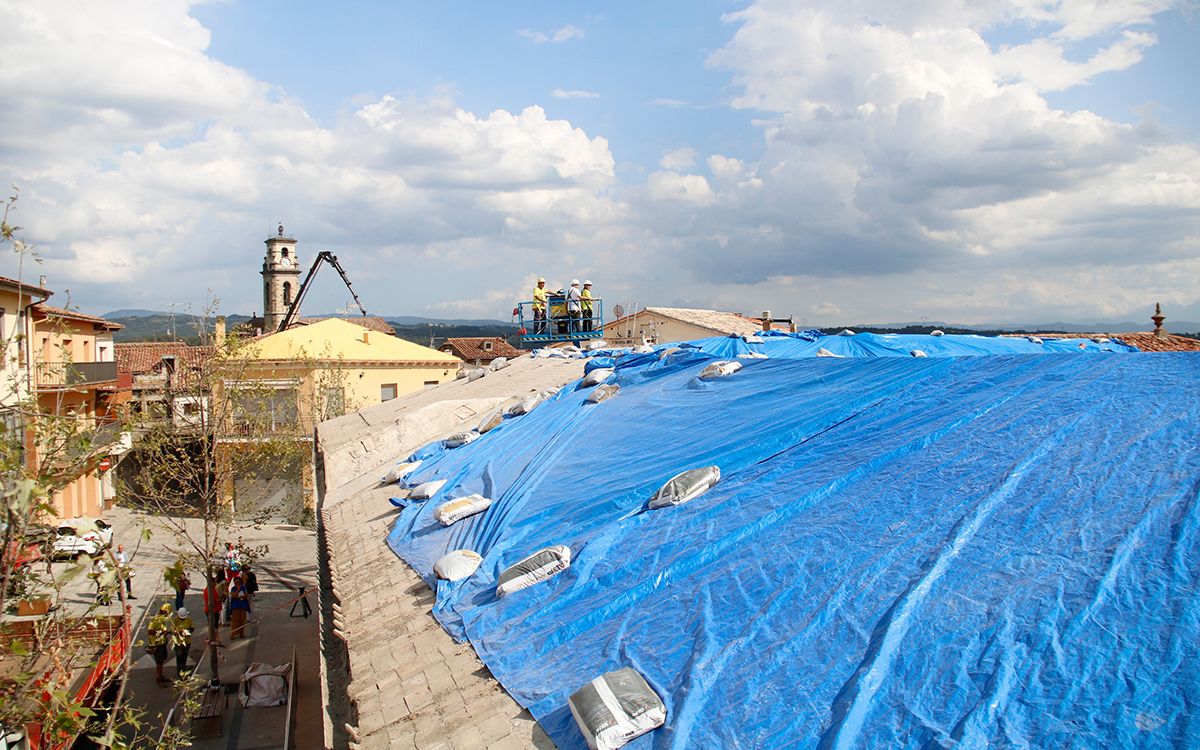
[277, 251, 368, 333]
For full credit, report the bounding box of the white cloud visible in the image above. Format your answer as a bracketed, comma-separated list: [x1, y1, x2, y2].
[659, 147, 698, 170]
[552, 89, 600, 100]
[518, 24, 585, 44]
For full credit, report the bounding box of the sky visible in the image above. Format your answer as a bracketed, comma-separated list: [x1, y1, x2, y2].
[1, 0, 1198, 327]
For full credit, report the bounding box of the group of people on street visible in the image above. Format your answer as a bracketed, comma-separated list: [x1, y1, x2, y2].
[147, 603, 194, 684]
[530, 277, 597, 335]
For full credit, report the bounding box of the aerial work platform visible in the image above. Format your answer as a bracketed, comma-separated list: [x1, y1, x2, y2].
[514, 297, 604, 347]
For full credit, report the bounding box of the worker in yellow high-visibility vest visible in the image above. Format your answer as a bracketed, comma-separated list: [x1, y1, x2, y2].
[532, 277, 548, 334]
[581, 280, 594, 332]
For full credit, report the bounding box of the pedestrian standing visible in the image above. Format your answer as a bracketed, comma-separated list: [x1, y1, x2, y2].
[171, 607, 195, 677]
[147, 604, 173, 684]
[566, 279, 583, 333]
[115, 543, 134, 599]
[581, 280, 595, 332]
[202, 568, 224, 640]
[90, 557, 114, 605]
[173, 568, 190, 612]
[228, 573, 251, 640]
[242, 566, 259, 600]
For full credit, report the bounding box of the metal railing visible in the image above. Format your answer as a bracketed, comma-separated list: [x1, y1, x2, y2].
[35, 360, 118, 388]
[516, 297, 605, 345]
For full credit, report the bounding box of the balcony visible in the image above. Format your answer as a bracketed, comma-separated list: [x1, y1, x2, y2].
[36, 361, 119, 390]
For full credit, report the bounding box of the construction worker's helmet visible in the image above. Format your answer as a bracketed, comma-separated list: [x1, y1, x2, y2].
[537, 277, 545, 283]
[160, 604, 173, 614]
[584, 280, 592, 286]
[571, 279, 580, 286]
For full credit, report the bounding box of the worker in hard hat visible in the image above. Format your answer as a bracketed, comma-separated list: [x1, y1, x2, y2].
[532, 277, 548, 334]
[566, 279, 583, 334]
[581, 280, 594, 332]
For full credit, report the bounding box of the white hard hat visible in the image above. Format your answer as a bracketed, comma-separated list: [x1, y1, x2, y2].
[176, 607, 189, 618]
[571, 279, 580, 286]
[537, 277, 545, 283]
[584, 279, 592, 285]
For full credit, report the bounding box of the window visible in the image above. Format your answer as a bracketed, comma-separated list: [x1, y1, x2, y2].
[0, 307, 6, 341]
[380, 383, 398, 402]
[482, 340, 493, 351]
[283, 281, 292, 307]
[281, 248, 289, 258]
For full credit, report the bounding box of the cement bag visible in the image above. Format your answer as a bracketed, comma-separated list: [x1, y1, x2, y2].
[408, 479, 446, 500]
[581, 368, 613, 387]
[240, 662, 290, 708]
[467, 368, 487, 382]
[742, 334, 764, 344]
[586, 384, 620, 404]
[633, 344, 654, 354]
[587, 339, 608, 350]
[1027, 336, 1043, 344]
[649, 466, 720, 509]
[657, 347, 681, 361]
[931, 329, 945, 336]
[434, 494, 493, 526]
[698, 361, 741, 380]
[815, 348, 842, 358]
[477, 411, 504, 434]
[496, 545, 571, 598]
[444, 432, 478, 449]
[509, 392, 543, 416]
[737, 352, 768, 359]
[568, 668, 666, 750]
[489, 357, 509, 371]
[380, 459, 422, 485]
[910, 349, 928, 358]
[838, 329, 856, 336]
[433, 550, 483, 581]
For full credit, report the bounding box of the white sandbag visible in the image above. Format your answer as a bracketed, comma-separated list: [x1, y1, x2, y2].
[930, 329, 945, 336]
[736, 352, 768, 359]
[815, 348, 842, 358]
[741, 334, 764, 344]
[587, 340, 608, 350]
[467, 368, 487, 382]
[910, 349, 928, 358]
[1092, 336, 1111, 344]
[443, 432, 478, 449]
[240, 662, 291, 708]
[698, 361, 741, 380]
[586, 384, 620, 404]
[380, 459, 422, 485]
[477, 411, 504, 434]
[489, 357, 509, 371]
[433, 550, 483, 581]
[496, 545, 571, 597]
[434, 494, 493, 526]
[509, 392, 543, 416]
[408, 479, 446, 500]
[838, 329, 856, 336]
[648, 466, 720, 509]
[568, 668, 666, 750]
[657, 347, 681, 360]
[455, 369, 468, 379]
[633, 344, 654, 354]
[1027, 336, 1044, 344]
[581, 368, 614, 387]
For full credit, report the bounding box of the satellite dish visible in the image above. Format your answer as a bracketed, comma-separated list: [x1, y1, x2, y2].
[613, 304, 625, 319]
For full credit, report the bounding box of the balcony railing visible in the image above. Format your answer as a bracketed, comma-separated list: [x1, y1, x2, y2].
[36, 360, 118, 389]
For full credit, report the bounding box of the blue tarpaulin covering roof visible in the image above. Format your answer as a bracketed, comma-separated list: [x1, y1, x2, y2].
[386, 336, 1197, 748]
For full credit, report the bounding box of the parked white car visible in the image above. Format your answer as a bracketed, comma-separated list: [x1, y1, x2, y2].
[52, 518, 114, 559]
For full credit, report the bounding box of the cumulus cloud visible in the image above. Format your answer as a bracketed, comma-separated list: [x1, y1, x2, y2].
[518, 24, 585, 44]
[552, 89, 600, 100]
[659, 147, 698, 170]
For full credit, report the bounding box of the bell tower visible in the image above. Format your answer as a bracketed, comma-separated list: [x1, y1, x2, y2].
[262, 223, 302, 333]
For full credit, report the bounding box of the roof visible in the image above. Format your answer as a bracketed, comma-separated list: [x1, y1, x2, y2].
[609, 306, 764, 337]
[296, 316, 396, 335]
[1002, 332, 1200, 353]
[114, 342, 215, 375]
[246, 317, 460, 363]
[33, 305, 122, 330]
[0, 275, 52, 299]
[440, 337, 523, 362]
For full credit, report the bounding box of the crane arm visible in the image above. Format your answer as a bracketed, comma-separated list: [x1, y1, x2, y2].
[276, 251, 369, 333]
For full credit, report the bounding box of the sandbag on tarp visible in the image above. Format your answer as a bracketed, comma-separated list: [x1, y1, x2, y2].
[581, 368, 614, 387]
[568, 668, 666, 750]
[585, 357, 616, 374]
[240, 662, 290, 708]
[648, 466, 721, 509]
[467, 368, 487, 382]
[380, 459, 422, 485]
[510, 387, 560, 416]
[434, 550, 483, 581]
[407, 479, 446, 500]
[497, 545, 572, 598]
[477, 411, 504, 434]
[586, 384, 620, 404]
[910, 349, 927, 358]
[490, 357, 509, 371]
[698, 361, 742, 380]
[434, 494, 493, 526]
[443, 432, 478, 449]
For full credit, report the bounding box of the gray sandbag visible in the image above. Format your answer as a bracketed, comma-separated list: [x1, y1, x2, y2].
[477, 411, 504, 434]
[910, 349, 927, 358]
[698, 361, 741, 380]
[408, 479, 446, 500]
[581, 368, 614, 387]
[489, 357, 509, 371]
[467, 367, 487, 382]
[586, 384, 620, 404]
[496, 545, 571, 598]
[568, 668, 666, 750]
[648, 466, 720, 509]
[434, 494, 493, 526]
[509, 392, 543, 416]
[443, 431, 478, 449]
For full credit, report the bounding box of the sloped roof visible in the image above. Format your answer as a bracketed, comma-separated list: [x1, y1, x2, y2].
[247, 317, 459, 363]
[296, 316, 396, 335]
[0, 275, 52, 299]
[34, 305, 123, 330]
[1002, 332, 1200, 353]
[115, 342, 215, 375]
[440, 337, 523, 361]
[609, 307, 763, 337]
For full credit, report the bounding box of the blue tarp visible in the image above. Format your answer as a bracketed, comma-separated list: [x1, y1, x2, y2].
[386, 346, 1199, 748]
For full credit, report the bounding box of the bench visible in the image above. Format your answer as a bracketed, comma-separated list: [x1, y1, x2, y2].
[191, 686, 227, 737]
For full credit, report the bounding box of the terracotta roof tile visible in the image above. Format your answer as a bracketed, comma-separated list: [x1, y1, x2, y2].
[115, 342, 215, 374]
[0, 275, 52, 298]
[34, 305, 122, 330]
[439, 337, 523, 362]
[1002, 332, 1200, 353]
[297, 316, 396, 335]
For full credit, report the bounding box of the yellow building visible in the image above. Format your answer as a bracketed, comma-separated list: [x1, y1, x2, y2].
[217, 317, 460, 518]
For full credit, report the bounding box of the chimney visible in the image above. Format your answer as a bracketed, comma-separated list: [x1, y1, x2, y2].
[362, 330, 371, 344]
[761, 310, 772, 332]
[214, 316, 226, 348]
[1152, 302, 1166, 340]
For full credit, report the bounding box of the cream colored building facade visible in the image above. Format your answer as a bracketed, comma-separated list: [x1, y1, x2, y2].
[603, 307, 766, 347]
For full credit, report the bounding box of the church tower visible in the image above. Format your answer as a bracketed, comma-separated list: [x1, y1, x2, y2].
[262, 223, 302, 333]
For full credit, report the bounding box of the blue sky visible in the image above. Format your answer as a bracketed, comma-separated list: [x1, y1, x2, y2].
[1, 0, 1198, 327]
